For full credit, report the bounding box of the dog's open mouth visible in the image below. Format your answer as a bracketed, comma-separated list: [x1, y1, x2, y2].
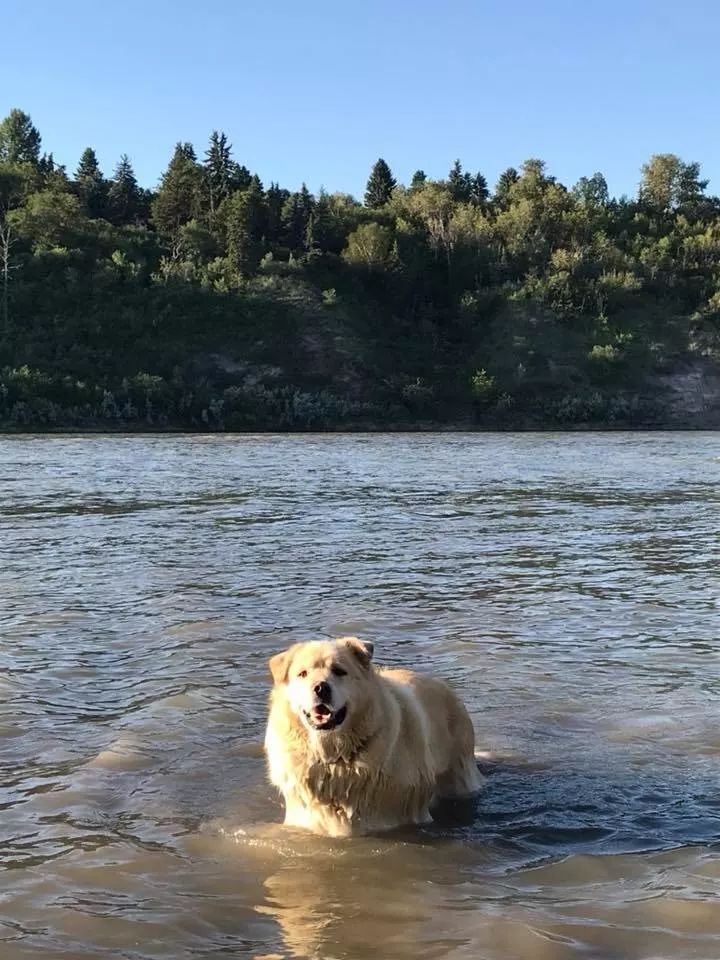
[304, 704, 348, 731]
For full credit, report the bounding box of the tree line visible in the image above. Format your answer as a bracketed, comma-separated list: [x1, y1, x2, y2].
[1, 107, 718, 430]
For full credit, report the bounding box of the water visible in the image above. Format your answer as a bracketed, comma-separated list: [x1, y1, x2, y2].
[0, 433, 719, 960]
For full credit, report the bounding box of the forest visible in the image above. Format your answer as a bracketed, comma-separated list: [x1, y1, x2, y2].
[1, 107, 719, 430]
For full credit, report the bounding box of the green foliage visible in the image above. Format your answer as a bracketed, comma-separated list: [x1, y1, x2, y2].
[342, 222, 393, 270]
[640, 154, 708, 212]
[152, 143, 203, 236]
[8, 190, 83, 250]
[107, 155, 143, 226]
[365, 158, 396, 208]
[1, 105, 718, 432]
[221, 183, 265, 276]
[494, 167, 519, 207]
[204, 131, 234, 220]
[470, 368, 497, 403]
[0, 109, 41, 166]
[75, 147, 108, 219]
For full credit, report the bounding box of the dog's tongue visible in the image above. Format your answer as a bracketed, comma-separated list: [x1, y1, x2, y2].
[313, 704, 332, 720]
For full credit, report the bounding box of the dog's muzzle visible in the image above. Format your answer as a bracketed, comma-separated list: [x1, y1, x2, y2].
[304, 703, 348, 731]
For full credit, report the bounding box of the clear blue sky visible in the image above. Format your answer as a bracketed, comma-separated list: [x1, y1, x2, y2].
[2, 0, 718, 198]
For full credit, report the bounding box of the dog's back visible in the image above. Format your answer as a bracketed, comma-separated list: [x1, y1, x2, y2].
[380, 668, 483, 801]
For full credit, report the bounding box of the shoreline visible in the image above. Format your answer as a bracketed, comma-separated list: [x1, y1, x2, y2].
[1, 421, 717, 437]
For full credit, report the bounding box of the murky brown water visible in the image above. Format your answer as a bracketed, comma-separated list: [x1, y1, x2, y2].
[1, 433, 719, 960]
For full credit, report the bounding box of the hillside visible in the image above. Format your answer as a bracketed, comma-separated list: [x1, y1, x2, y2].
[2, 110, 719, 431]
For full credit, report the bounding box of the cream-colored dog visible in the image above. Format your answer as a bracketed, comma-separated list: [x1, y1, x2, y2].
[264, 637, 482, 836]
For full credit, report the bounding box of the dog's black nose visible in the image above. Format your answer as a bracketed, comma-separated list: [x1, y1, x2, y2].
[314, 681, 331, 702]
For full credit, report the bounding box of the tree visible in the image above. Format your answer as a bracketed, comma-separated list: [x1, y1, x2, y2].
[573, 172, 609, 208]
[0, 217, 19, 335]
[38, 153, 69, 189]
[494, 167, 519, 206]
[8, 189, 83, 250]
[469, 173, 489, 206]
[204, 131, 233, 221]
[0, 109, 41, 166]
[448, 160, 469, 201]
[342, 222, 393, 270]
[222, 182, 265, 276]
[107, 155, 142, 225]
[639, 154, 707, 212]
[229, 162, 252, 192]
[365, 158, 396, 207]
[513, 158, 555, 201]
[304, 213, 319, 255]
[410, 170, 427, 189]
[75, 147, 108, 218]
[311, 189, 343, 253]
[265, 182, 289, 244]
[0, 164, 35, 211]
[152, 142, 203, 237]
[281, 184, 314, 250]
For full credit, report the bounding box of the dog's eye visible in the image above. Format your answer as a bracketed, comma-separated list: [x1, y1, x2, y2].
[331, 665, 347, 677]
[297, 670, 308, 679]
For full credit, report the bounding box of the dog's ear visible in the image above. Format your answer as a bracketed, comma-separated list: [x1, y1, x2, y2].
[268, 647, 294, 685]
[341, 636, 374, 667]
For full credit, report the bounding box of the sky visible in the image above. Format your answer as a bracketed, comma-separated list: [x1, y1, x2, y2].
[2, 0, 719, 198]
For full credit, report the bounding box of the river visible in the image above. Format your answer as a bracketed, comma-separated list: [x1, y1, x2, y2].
[1, 433, 718, 959]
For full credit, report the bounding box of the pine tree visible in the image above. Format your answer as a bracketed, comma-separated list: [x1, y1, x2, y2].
[364, 158, 396, 207]
[223, 183, 265, 276]
[469, 172, 489, 206]
[494, 167, 519, 207]
[229, 162, 252, 192]
[312, 189, 338, 252]
[152, 142, 203, 236]
[265, 182, 290, 244]
[304, 213, 318, 255]
[281, 184, 314, 250]
[204, 131, 233, 221]
[410, 170, 427, 189]
[0, 109, 41, 165]
[107, 155, 141, 225]
[448, 159, 470, 202]
[75, 147, 108, 218]
[37, 153, 69, 190]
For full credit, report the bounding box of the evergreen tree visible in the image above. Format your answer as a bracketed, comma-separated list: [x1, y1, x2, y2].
[448, 160, 470, 202]
[222, 183, 265, 276]
[469, 172, 489, 206]
[152, 142, 203, 236]
[75, 147, 108, 218]
[37, 153, 69, 190]
[365, 158, 396, 207]
[304, 213, 318, 255]
[265, 182, 290, 244]
[107, 155, 141, 225]
[410, 170, 427, 189]
[0, 109, 41, 165]
[281, 184, 314, 250]
[311, 189, 340, 252]
[230, 162, 252, 192]
[204, 131, 233, 221]
[494, 167, 519, 206]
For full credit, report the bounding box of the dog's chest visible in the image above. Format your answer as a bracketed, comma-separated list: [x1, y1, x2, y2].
[305, 757, 371, 803]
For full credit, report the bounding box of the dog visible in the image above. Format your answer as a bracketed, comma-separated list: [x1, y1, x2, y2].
[264, 637, 482, 836]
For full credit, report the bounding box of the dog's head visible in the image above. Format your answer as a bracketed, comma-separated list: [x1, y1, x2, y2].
[268, 637, 375, 734]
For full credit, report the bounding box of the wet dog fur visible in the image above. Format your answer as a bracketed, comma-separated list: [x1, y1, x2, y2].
[264, 637, 482, 836]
